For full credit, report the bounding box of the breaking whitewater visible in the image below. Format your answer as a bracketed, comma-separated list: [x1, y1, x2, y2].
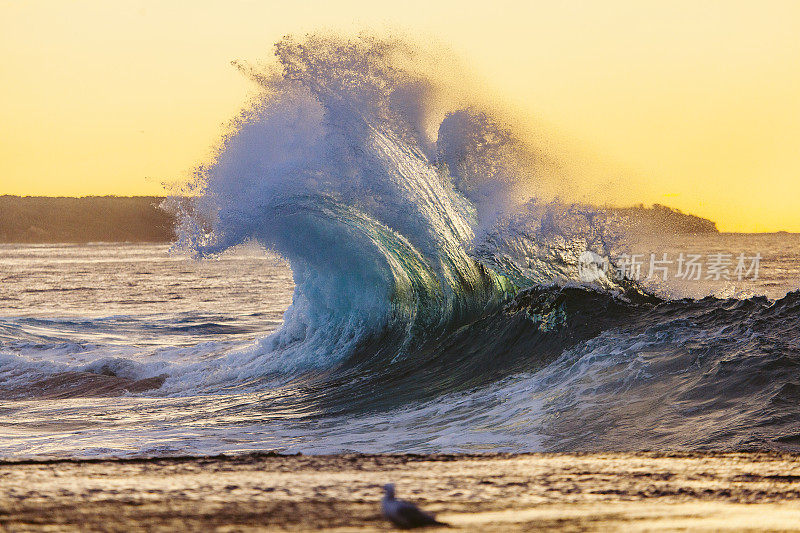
[1, 35, 799, 458]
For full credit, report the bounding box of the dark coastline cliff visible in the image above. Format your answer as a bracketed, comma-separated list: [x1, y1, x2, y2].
[0, 196, 175, 243]
[0, 196, 718, 243]
[609, 203, 719, 234]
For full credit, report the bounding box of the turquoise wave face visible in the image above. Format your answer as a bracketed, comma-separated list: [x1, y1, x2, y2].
[181, 35, 627, 374]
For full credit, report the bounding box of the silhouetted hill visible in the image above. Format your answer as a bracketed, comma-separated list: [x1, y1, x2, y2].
[609, 203, 719, 234]
[0, 196, 175, 243]
[0, 197, 718, 243]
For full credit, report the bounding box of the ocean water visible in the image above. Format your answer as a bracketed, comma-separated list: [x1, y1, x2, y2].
[0, 237, 798, 458]
[2, 34, 799, 458]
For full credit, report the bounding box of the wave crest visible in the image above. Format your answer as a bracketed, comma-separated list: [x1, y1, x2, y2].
[181, 34, 623, 373]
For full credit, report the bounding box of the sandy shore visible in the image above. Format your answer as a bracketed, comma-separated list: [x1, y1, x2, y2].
[2, 451, 800, 531]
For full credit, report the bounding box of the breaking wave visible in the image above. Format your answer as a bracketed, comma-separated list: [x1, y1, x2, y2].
[178, 34, 630, 378]
[2, 34, 798, 456]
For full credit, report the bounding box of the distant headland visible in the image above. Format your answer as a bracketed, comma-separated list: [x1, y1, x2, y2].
[0, 196, 718, 243]
[608, 203, 719, 234]
[0, 196, 175, 243]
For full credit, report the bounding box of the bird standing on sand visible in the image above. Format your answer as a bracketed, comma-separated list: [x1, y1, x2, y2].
[381, 483, 449, 529]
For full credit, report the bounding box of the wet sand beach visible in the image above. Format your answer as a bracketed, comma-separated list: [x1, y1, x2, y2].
[2, 451, 800, 531]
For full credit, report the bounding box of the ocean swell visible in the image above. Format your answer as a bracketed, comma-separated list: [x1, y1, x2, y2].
[182, 34, 621, 376]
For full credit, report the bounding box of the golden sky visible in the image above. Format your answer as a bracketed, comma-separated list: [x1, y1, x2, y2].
[1, 1, 799, 232]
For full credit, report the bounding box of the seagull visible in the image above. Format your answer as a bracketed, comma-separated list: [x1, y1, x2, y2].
[381, 483, 450, 529]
